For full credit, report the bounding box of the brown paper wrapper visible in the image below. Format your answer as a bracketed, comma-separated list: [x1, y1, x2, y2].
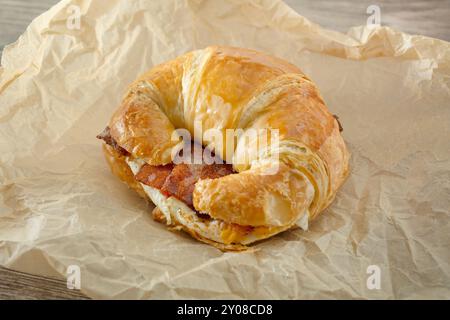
[1, 0, 449, 299]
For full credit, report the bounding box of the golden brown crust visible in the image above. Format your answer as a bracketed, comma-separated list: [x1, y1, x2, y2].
[100, 46, 350, 247]
[108, 94, 177, 165]
[193, 162, 313, 227]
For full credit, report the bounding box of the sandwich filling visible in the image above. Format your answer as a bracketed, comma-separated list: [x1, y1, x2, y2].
[97, 127, 289, 247]
[97, 126, 234, 208]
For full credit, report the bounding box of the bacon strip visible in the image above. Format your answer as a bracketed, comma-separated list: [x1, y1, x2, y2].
[161, 163, 234, 206]
[135, 145, 234, 207]
[96, 126, 129, 156]
[135, 163, 174, 191]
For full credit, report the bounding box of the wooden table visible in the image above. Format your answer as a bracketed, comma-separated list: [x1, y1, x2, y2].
[0, 267, 88, 300]
[1, 0, 449, 300]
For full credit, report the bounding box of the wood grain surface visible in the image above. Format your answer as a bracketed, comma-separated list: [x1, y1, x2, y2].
[0, 266, 89, 300]
[0, 0, 449, 300]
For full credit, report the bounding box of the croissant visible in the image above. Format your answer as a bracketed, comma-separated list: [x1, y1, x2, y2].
[97, 46, 350, 250]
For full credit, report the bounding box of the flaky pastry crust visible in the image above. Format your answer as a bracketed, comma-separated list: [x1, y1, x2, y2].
[101, 46, 350, 249]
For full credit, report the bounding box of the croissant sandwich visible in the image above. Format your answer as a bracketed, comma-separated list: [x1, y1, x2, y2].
[97, 46, 350, 250]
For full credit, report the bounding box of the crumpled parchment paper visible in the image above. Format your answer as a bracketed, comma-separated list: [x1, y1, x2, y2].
[1, 0, 449, 299]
